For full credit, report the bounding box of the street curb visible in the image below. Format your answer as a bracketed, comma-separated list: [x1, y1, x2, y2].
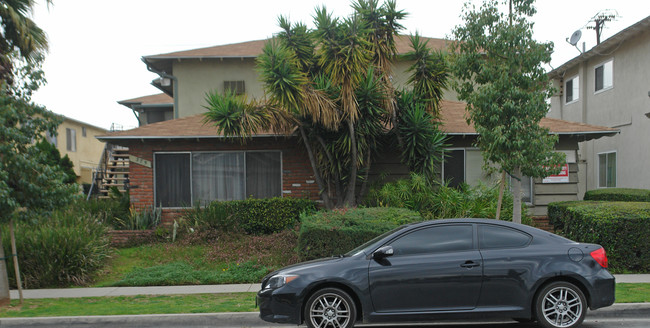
[589, 303, 650, 318]
[0, 304, 647, 327]
[0, 312, 280, 328]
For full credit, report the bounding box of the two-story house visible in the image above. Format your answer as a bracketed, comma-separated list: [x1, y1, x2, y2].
[548, 15, 650, 197]
[45, 115, 107, 185]
[100, 36, 617, 221]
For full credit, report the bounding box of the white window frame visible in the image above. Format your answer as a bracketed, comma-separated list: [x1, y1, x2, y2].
[597, 151, 617, 188]
[66, 128, 76, 152]
[564, 75, 579, 104]
[594, 59, 613, 94]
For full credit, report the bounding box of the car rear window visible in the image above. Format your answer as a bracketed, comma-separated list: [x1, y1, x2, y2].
[479, 224, 531, 249]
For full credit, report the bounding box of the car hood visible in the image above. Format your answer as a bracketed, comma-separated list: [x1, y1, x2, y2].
[263, 256, 347, 281]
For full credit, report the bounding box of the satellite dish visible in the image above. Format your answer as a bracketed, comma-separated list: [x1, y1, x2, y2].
[568, 30, 582, 46]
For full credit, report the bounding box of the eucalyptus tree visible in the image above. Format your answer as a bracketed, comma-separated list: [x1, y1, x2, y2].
[205, 0, 448, 208]
[450, 0, 564, 223]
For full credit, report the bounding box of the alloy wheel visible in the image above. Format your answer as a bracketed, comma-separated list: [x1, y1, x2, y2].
[540, 285, 584, 328]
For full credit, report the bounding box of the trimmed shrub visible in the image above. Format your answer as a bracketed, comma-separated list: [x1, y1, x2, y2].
[584, 188, 650, 202]
[2, 208, 111, 288]
[182, 197, 317, 235]
[547, 201, 650, 273]
[298, 207, 422, 261]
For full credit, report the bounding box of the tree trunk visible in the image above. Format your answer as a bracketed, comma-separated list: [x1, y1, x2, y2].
[358, 151, 372, 204]
[9, 220, 22, 304]
[343, 119, 358, 207]
[512, 166, 522, 224]
[496, 170, 506, 220]
[298, 125, 333, 209]
[0, 229, 10, 307]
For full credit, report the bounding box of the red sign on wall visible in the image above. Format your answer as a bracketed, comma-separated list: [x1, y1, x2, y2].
[543, 164, 569, 183]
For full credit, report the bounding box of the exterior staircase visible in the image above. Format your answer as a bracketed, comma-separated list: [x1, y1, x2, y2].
[87, 144, 130, 199]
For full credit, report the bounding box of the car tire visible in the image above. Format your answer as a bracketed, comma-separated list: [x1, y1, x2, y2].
[535, 281, 587, 328]
[304, 287, 356, 328]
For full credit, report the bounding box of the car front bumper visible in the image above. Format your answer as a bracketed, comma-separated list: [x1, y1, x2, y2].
[257, 287, 302, 324]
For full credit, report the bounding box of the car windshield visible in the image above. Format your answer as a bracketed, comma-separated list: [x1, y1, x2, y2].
[344, 225, 408, 257]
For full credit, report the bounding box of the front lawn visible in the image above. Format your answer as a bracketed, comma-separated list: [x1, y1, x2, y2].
[92, 231, 299, 287]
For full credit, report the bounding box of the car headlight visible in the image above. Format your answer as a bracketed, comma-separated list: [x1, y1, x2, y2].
[265, 274, 299, 290]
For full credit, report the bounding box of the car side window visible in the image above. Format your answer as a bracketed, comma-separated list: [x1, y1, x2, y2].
[390, 225, 473, 256]
[478, 225, 531, 249]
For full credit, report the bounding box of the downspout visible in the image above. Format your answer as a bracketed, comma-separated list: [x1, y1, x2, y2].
[131, 105, 141, 127]
[142, 57, 179, 119]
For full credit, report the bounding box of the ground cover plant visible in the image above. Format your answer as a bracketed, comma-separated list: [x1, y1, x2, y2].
[93, 230, 299, 287]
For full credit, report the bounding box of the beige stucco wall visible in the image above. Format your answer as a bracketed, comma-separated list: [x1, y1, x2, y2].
[173, 58, 263, 117]
[53, 118, 107, 184]
[173, 57, 460, 118]
[549, 29, 650, 192]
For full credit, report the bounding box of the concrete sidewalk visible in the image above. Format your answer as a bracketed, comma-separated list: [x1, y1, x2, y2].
[9, 274, 650, 300]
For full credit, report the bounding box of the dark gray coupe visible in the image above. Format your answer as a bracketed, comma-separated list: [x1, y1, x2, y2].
[257, 219, 615, 328]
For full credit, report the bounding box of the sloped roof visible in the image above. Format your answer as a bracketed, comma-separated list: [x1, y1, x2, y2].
[118, 93, 173, 107]
[142, 35, 453, 75]
[548, 15, 650, 78]
[438, 100, 619, 138]
[98, 100, 617, 141]
[145, 35, 452, 60]
[98, 113, 281, 140]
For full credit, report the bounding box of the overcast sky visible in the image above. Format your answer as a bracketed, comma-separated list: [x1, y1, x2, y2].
[30, 0, 650, 130]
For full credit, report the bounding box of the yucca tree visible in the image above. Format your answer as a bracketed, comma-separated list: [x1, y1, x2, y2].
[0, 0, 51, 84]
[205, 0, 449, 209]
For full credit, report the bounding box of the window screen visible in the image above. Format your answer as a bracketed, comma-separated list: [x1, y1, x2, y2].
[155, 153, 191, 207]
[443, 149, 465, 188]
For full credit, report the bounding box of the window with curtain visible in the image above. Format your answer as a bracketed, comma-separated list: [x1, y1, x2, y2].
[246, 152, 281, 199]
[598, 152, 616, 188]
[155, 151, 281, 207]
[192, 152, 245, 203]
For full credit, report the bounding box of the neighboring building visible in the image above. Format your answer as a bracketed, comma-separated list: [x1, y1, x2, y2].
[118, 93, 173, 126]
[45, 116, 107, 184]
[101, 36, 617, 221]
[548, 15, 650, 197]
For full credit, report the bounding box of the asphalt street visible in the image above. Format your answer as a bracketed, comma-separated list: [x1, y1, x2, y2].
[1, 304, 649, 328]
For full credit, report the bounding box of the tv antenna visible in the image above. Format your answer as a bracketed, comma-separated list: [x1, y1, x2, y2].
[586, 10, 619, 44]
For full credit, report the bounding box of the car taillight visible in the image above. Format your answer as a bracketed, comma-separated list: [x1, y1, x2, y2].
[590, 248, 608, 268]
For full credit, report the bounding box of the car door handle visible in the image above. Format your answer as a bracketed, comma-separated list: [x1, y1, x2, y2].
[460, 261, 480, 268]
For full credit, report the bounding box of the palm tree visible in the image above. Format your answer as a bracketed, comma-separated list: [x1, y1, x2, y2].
[0, 0, 51, 84]
[205, 0, 449, 209]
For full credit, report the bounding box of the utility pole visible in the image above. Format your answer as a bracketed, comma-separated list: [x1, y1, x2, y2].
[587, 10, 618, 44]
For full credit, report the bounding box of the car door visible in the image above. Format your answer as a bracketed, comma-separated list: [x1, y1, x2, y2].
[368, 224, 483, 313]
[476, 224, 534, 310]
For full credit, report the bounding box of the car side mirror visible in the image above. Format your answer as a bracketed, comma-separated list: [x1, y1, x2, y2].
[373, 246, 394, 259]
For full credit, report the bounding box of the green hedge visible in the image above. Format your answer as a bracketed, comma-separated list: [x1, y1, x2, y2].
[183, 197, 317, 235]
[2, 209, 111, 288]
[298, 207, 422, 261]
[584, 188, 650, 202]
[547, 201, 650, 272]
